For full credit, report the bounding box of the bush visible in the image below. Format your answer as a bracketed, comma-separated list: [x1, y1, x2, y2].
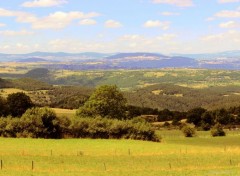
[200, 123, 211, 131]
[71, 117, 160, 142]
[163, 121, 170, 127]
[182, 125, 196, 137]
[0, 107, 160, 142]
[20, 107, 61, 138]
[211, 124, 226, 137]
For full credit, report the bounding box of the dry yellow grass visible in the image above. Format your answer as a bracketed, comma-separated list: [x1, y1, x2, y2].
[52, 108, 76, 117]
[144, 72, 166, 78]
[0, 88, 27, 98]
[151, 89, 163, 95]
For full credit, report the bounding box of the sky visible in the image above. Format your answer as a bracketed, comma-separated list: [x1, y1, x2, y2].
[0, 0, 239, 54]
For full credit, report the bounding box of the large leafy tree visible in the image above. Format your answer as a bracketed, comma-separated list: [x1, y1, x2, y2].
[7, 92, 34, 117]
[0, 96, 8, 117]
[77, 85, 127, 119]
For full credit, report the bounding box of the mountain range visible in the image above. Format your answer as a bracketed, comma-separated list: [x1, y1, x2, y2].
[0, 50, 240, 70]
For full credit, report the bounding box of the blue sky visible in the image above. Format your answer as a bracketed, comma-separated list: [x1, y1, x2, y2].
[0, 0, 239, 54]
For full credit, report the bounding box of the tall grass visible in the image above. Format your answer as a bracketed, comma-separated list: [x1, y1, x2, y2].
[0, 130, 240, 175]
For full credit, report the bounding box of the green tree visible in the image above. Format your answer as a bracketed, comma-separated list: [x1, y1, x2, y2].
[213, 108, 231, 125]
[7, 92, 33, 117]
[186, 107, 206, 126]
[21, 107, 60, 138]
[0, 96, 8, 117]
[77, 85, 127, 119]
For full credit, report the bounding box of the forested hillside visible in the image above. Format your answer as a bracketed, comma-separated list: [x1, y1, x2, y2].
[1, 68, 240, 90]
[0, 68, 240, 111]
[125, 84, 240, 111]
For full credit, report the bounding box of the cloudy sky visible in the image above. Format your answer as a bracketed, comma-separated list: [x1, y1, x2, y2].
[0, 0, 239, 54]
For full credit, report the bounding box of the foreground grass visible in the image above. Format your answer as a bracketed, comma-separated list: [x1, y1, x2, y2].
[0, 130, 240, 175]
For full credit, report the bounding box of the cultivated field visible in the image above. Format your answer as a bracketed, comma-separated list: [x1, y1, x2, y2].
[0, 130, 240, 176]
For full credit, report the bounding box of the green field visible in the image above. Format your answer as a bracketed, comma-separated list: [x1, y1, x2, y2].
[1, 130, 240, 176]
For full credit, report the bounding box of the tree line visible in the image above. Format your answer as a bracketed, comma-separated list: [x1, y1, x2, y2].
[0, 89, 160, 142]
[0, 85, 240, 141]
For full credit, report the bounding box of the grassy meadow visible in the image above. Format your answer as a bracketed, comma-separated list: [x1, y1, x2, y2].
[52, 108, 76, 117]
[0, 130, 240, 176]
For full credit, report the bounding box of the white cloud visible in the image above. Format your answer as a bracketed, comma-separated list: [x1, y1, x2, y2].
[22, 0, 68, 8]
[105, 20, 122, 28]
[0, 8, 37, 23]
[0, 8, 100, 29]
[16, 14, 38, 23]
[117, 33, 178, 52]
[219, 21, 240, 28]
[16, 43, 30, 49]
[218, 0, 240, 3]
[196, 30, 240, 52]
[215, 10, 240, 18]
[0, 23, 6, 27]
[161, 11, 180, 16]
[201, 30, 240, 42]
[0, 8, 24, 17]
[120, 34, 143, 41]
[0, 29, 34, 36]
[152, 0, 193, 7]
[48, 39, 106, 52]
[144, 20, 170, 30]
[31, 11, 100, 29]
[79, 19, 97, 25]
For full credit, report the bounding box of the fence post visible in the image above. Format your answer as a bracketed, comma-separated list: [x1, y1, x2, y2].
[32, 161, 34, 171]
[104, 163, 107, 171]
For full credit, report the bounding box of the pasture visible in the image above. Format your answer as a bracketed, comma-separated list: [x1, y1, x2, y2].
[0, 130, 240, 175]
[0, 88, 27, 98]
[52, 108, 76, 117]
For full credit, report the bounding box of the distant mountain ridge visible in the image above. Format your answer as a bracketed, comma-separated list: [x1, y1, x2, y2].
[17, 57, 47, 62]
[0, 52, 110, 61]
[173, 50, 240, 59]
[0, 51, 239, 70]
[105, 52, 167, 60]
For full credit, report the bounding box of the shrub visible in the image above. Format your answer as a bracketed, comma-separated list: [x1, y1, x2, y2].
[200, 123, 211, 131]
[71, 117, 160, 142]
[163, 121, 170, 126]
[182, 125, 196, 137]
[20, 107, 61, 138]
[0, 117, 22, 137]
[0, 108, 161, 142]
[211, 124, 226, 137]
